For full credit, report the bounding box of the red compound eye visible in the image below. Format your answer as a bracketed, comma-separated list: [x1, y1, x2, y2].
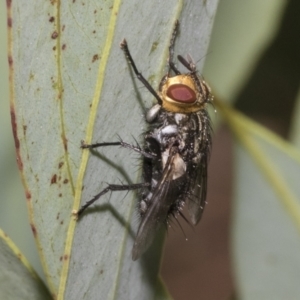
[166, 84, 196, 103]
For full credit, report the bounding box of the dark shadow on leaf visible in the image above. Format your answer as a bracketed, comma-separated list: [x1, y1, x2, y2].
[89, 148, 134, 185]
[78, 203, 135, 239]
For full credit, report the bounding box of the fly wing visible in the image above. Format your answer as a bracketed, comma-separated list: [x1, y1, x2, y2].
[188, 111, 211, 225]
[132, 149, 177, 261]
[188, 154, 208, 225]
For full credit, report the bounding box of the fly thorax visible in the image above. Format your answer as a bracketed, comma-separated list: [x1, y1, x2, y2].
[174, 113, 188, 124]
[161, 124, 178, 136]
[153, 124, 178, 145]
[146, 104, 161, 123]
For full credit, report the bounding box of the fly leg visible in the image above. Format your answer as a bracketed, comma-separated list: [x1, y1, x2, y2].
[168, 20, 181, 76]
[76, 139, 158, 218]
[78, 138, 160, 217]
[120, 39, 163, 105]
[81, 140, 157, 159]
[75, 182, 150, 217]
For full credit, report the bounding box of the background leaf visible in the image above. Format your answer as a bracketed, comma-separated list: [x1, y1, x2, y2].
[0, 229, 51, 300]
[218, 102, 300, 299]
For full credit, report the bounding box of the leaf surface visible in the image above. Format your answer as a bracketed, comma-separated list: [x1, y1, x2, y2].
[8, 0, 219, 298]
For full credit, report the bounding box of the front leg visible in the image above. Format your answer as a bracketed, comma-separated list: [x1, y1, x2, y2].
[81, 139, 157, 159]
[75, 182, 150, 217]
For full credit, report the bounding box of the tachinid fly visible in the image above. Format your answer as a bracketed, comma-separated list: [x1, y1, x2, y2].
[75, 21, 213, 261]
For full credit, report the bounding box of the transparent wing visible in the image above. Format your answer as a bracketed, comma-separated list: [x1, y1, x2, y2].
[188, 154, 209, 225]
[132, 149, 177, 260]
[187, 110, 211, 225]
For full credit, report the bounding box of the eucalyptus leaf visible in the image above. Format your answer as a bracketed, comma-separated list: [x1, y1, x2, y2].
[0, 229, 51, 300]
[8, 0, 219, 298]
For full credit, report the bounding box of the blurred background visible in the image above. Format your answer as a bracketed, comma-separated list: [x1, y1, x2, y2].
[161, 1, 300, 299]
[1, 0, 298, 299]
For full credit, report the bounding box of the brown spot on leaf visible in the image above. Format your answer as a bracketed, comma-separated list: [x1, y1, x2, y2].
[62, 44, 66, 50]
[7, 17, 12, 27]
[23, 125, 27, 135]
[63, 179, 69, 184]
[58, 162, 64, 168]
[49, 16, 55, 22]
[62, 134, 68, 151]
[25, 190, 31, 200]
[8, 55, 13, 66]
[30, 224, 37, 237]
[51, 31, 58, 39]
[62, 25, 65, 31]
[58, 193, 62, 197]
[151, 41, 159, 53]
[60, 220, 63, 225]
[92, 54, 99, 62]
[6, 0, 12, 8]
[56, 213, 60, 220]
[10, 107, 23, 170]
[53, 46, 56, 51]
[60, 256, 63, 261]
[10, 108, 19, 148]
[51, 174, 57, 184]
[64, 254, 68, 261]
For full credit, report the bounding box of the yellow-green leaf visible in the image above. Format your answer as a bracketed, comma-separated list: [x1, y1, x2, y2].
[218, 101, 300, 299]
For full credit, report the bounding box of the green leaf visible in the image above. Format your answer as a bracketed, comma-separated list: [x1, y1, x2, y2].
[204, 0, 286, 103]
[8, 0, 219, 298]
[217, 101, 300, 299]
[0, 229, 51, 300]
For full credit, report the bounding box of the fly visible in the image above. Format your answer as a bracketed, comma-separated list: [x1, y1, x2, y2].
[75, 20, 213, 261]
